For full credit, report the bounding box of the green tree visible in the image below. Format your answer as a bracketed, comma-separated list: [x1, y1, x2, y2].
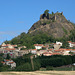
[44, 10, 49, 16]
[6, 54, 11, 59]
[52, 12, 54, 15]
[15, 63, 32, 71]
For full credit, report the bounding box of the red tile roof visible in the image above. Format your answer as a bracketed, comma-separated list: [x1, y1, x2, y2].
[5, 59, 11, 61]
[34, 44, 43, 46]
[12, 45, 17, 47]
[71, 42, 75, 44]
[4, 48, 15, 51]
[9, 62, 15, 64]
[72, 49, 75, 51]
[54, 50, 61, 52]
[43, 52, 52, 54]
[32, 49, 37, 50]
[1, 61, 5, 64]
[68, 41, 72, 43]
[54, 49, 71, 52]
[66, 49, 71, 51]
[52, 53, 61, 55]
[42, 46, 46, 48]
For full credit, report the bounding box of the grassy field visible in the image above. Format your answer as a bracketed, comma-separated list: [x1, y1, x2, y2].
[0, 71, 75, 75]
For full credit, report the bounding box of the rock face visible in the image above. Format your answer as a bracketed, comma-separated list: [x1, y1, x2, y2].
[28, 12, 74, 38]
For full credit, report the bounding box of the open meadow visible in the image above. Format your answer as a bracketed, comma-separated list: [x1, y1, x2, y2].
[0, 71, 75, 75]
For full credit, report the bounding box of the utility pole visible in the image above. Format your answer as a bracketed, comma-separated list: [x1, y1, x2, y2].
[30, 56, 34, 70]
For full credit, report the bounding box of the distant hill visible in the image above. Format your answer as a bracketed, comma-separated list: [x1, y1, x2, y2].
[28, 10, 74, 38]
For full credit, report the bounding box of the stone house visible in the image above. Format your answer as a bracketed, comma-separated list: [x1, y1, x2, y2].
[68, 41, 75, 47]
[30, 49, 37, 54]
[1, 59, 16, 68]
[1, 43, 17, 49]
[34, 44, 43, 49]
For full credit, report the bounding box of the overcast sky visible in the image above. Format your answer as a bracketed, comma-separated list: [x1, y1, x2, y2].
[0, 0, 75, 44]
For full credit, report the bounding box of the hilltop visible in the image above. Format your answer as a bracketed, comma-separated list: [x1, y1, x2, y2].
[28, 10, 74, 38]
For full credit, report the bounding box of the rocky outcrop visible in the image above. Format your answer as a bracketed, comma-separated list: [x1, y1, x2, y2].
[28, 12, 74, 38]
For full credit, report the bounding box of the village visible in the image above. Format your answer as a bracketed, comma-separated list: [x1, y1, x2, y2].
[0, 41, 75, 69]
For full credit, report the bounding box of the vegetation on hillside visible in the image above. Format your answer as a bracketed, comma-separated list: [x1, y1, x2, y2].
[4, 28, 75, 49]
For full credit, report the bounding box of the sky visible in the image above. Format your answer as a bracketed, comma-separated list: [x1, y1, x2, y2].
[0, 0, 75, 44]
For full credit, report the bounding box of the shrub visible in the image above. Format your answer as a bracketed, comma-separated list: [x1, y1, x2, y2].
[46, 66, 53, 70]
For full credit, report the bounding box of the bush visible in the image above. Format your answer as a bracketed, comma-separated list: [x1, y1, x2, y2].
[46, 66, 53, 70]
[15, 63, 32, 71]
[33, 60, 41, 70]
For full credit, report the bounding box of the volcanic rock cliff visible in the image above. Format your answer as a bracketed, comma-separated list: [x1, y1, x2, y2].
[28, 11, 74, 38]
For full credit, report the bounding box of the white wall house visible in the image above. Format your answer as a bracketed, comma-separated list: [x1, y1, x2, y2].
[34, 44, 43, 49]
[1, 43, 17, 49]
[9, 62, 16, 68]
[2, 59, 16, 68]
[56, 41, 62, 46]
[8, 45, 14, 49]
[68, 41, 75, 47]
[31, 49, 37, 54]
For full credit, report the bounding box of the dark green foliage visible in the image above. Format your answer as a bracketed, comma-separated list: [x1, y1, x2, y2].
[1, 54, 75, 71]
[46, 66, 53, 70]
[4, 40, 10, 44]
[40, 57, 64, 67]
[12, 53, 41, 71]
[69, 51, 73, 55]
[13, 53, 32, 66]
[44, 10, 49, 16]
[0, 55, 10, 72]
[0, 53, 4, 56]
[6, 54, 11, 59]
[71, 55, 75, 63]
[0, 65, 10, 72]
[15, 63, 32, 71]
[20, 47, 26, 50]
[69, 29, 75, 42]
[52, 12, 54, 15]
[6, 32, 56, 49]
[37, 55, 72, 68]
[33, 59, 41, 70]
[61, 40, 69, 48]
